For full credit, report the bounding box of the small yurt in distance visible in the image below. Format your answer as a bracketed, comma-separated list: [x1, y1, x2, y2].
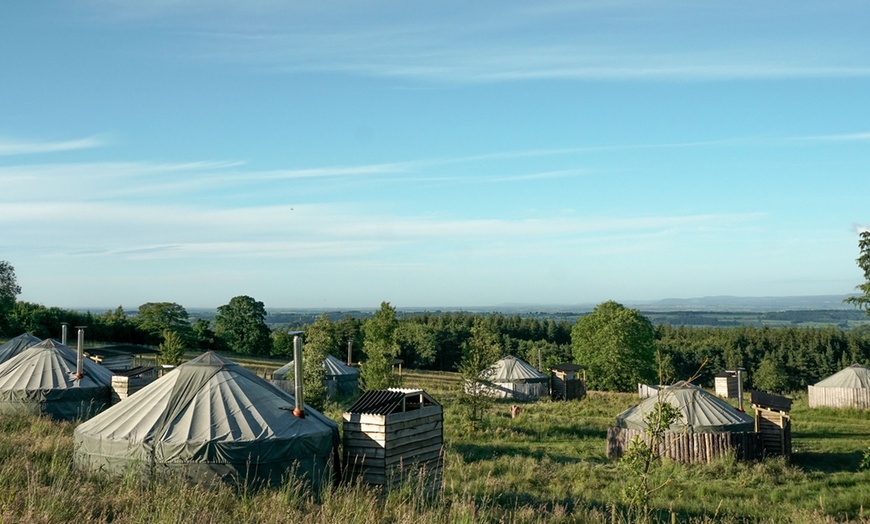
[607, 381, 758, 463]
[74, 352, 339, 489]
[272, 354, 360, 398]
[478, 355, 548, 401]
[0, 333, 41, 364]
[0, 339, 113, 420]
[808, 363, 870, 409]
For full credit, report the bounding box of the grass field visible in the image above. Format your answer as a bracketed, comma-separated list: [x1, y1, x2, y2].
[0, 366, 868, 523]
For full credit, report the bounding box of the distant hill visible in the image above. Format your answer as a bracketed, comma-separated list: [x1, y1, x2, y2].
[629, 294, 858, 312]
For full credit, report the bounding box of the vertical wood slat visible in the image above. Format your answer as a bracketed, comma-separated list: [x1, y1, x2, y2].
[808, 386, 870, 409]
[606, 427, 761, 463]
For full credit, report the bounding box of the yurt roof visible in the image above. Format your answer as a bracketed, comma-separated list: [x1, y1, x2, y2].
[0, 333, 41, 364]
[272, 354, 359, 380]
[0, 338, 114, 391]
[487, 355, 547, 384]
[75, 351, 338, 487]
[813, 364, 870, 389]
[78, 351, 337, 442]
[614, 381, 754, 433]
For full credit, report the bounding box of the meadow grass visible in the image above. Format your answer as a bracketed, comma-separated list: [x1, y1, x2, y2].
[0, 370, 868, 523]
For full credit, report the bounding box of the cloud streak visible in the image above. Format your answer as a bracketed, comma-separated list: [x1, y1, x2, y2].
[0, 135, 108, 156]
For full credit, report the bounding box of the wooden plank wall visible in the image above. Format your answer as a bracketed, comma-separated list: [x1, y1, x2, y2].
[754, 407, 791, 460]
[606, 426, 760, 463]
[714, 376, 738, 398]
[808, 386, 870, 409]
[343, 406, 444, 493]
[110, 375, 153, 403]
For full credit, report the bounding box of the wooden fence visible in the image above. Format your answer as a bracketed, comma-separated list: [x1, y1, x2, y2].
[808, 386, 870, 409]
[606, 426, 760, 463]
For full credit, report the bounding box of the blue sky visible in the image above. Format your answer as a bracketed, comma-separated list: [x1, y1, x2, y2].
[2, 1, 869, 310]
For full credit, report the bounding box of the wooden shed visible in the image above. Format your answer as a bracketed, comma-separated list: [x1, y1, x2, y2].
[110, 366, 156, 403]
[714, 370, 740, 399]
[548, 363, 586, 401]
[751, 390, 792, 460]
[343, 388, 443, 495]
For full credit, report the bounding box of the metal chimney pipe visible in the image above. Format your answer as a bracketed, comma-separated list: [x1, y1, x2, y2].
[75, 326, 86, 379]
[292, 334, 305, 418]
[736, 368, 745, 412]
[537, 347, 543, 371]
[61, 323, 69, 346]
[347, 339, 353, 367]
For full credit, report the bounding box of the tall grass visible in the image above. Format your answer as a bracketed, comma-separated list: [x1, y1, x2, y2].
[0, 372, 868, 523]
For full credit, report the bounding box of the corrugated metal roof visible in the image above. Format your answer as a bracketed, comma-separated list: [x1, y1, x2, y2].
[347, 389, 406, 415]
[346, 388, 440, 415]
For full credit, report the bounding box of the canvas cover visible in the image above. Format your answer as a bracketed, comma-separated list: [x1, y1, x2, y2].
[473, 355, 548, 401]
[0, 333, 41, 364]
[814, 364, 870, 389]
[615, 382, 754, 433]
[488, 355, 547, 384]
[0, 338, 113, 420]
[74, 351, 339, 488]
[272, 354, 359, 397]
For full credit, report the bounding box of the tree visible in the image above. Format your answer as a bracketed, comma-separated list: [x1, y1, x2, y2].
[136, 302, 194, 346]
[300, 314, 334, 408]
[214, 295, 272, 355]
[458, 320, 501, 430]
[0, 261, 22, 336]
[158, 329, 185, 366]
[191, 318, 219, 350]
[360, 301, 401, 390]
[753, 354, 790, 394]
[396, 321, 437, 368]
[571, 300, 656, 392]
[845, 230, 870, 314]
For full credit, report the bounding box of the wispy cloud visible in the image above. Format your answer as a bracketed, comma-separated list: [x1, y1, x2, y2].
[784, 132, 870, 143]
[79, 1, 870, 83]
[0, 135, 108, 156]
[0, 197, 762, 261]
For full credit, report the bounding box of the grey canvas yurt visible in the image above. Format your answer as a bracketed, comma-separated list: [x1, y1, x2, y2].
[0, 339, 113, 420]
[477, 355, 548, 401]
[607, 382, 758, 463]
[273, 354, 360, 398]
[808, 364, 870, 409]
[74, 352, 339, 488]
[0, 333, 41, 364]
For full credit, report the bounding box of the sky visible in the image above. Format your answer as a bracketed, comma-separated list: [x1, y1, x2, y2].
[2, 1, 870, 310]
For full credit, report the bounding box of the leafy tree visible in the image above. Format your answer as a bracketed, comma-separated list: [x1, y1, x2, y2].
[458, 320, 501, 430]
[300, 315, 334, 408]
[396, 321, 437, 368]
[0, 261, 22, 336]
[360, 301, 401, 390]
[571, 301, 656, 392]
[334, 315, 364, 363]
[158, 329, 185, 366]
[753, 354, 790, 394]
[272, 329, 296, 357]
[845, 230, 870, 314]
[191, 318, 219, 350]
[214, 295, 272, 355]
[136, 302, 194, 346]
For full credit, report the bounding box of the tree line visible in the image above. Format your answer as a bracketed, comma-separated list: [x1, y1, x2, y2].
[6, 294, 869, 393]
[2, 229, 869, 394]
